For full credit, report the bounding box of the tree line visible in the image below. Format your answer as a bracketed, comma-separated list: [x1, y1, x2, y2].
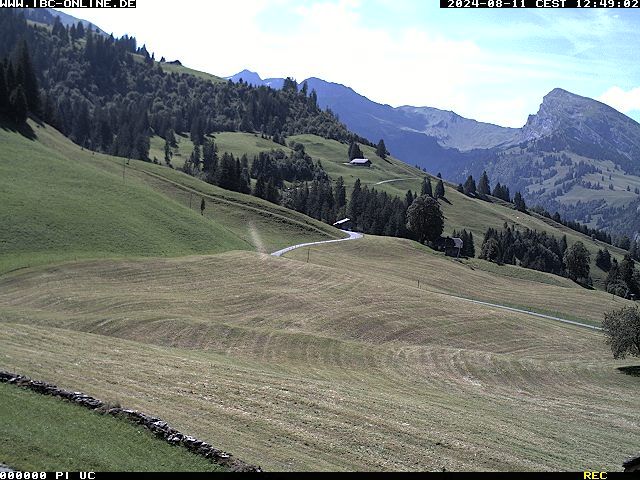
[479, 224, 592, 284]
[0, 10, 372, 159]
[0, 39, 40, 124]
[595, 248, 640, 299]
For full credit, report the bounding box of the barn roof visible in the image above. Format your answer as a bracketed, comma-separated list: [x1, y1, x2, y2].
[333, 218, 351, 227]
[350, 158, 371, 165]
[452, 237, 463, 249]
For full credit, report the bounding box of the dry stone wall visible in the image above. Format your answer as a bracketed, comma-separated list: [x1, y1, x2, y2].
[0, 371, 262, 472]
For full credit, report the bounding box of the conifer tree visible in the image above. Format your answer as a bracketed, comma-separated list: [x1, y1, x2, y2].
[9, 84, 27, 123]
[435, 179, 445, 199]
[376, 139, 387, 159]
[463, 175, 477, 196]
[253, 175, 266, 199]
[348, 141, 364, 161]
[421, 177, 433, 197]
[164, 137, 173, 167]
[478, 171, 491, 196]
[335, 176, 346, 211]
[513, 191, 527, 212]
[0, 64, 8, 113]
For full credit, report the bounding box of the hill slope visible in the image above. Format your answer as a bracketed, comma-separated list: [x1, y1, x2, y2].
[0, 122, 343, 274]
[1, 236, 637, 471]
[0, 382, 226, 472]
[154, 128, 631, 290]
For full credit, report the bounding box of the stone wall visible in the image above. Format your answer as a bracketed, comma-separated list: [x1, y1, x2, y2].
[0, 371, 261, 472]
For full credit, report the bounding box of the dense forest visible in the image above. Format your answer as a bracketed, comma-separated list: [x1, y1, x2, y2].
[0, 10, 371, 160]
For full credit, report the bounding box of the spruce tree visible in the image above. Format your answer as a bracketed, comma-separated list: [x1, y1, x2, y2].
[405, 190, 414, 207]
[421, 177, 433, 197]
[348, 141, 364, 161]
[513, 191, 527, 212]
[335, 176, 346, 211]
[9, 85, 27, 123]
[376, 139, 387, 159]
[0, 63, 7, 113]
[164, 137, 173, 167]
[253, 175, 266, 199]
[463, 175, 477, 196]
[15, 40, 40, 114]
[435, 179, 445, 199]
[478, 171, 491, 196]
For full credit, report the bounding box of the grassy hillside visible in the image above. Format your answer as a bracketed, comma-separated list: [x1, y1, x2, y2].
[159, 62, 226, 83]
[0, 122, 249, 275]
[0, 122, 343, 274]
[0, 382, 226, 472]
[149, 130, 629, 288]
[0, 239, 637, 471]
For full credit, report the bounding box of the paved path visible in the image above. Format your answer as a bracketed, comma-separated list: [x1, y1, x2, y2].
[374, 177, 419, 186]
[272, 231, 601, 332]
[271, 230, 363, 258]
[446, 295, 602, 331]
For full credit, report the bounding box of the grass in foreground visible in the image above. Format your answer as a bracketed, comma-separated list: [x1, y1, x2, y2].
[1, 238, 638, 471]
[0, 382, 226, 472]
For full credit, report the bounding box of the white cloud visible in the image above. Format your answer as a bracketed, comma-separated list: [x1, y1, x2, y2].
[598, 86, 640, 114]
[60, 1, 628, 128]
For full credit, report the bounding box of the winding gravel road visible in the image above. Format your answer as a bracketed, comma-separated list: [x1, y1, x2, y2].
[374, 178, 419, 186]
[271, 230, 363, 258]
[271, 231, 602, 331]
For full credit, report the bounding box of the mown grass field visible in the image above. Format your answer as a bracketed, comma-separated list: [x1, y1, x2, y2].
[1, 236, 638, 471]
[0, 382, 226, 472]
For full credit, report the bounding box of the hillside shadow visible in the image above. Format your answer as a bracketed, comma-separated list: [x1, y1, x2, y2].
[618, 366, 640, 377]
[0, 116, 37, 141]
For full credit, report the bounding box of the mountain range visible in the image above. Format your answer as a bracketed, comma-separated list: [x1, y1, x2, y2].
[229, 70, 640, 236]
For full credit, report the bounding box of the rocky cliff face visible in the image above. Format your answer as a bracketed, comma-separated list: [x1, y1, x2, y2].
[521, 88, 640, 174]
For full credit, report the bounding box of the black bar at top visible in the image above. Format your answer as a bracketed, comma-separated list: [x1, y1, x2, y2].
[2, 0, 136, 8]
[441, 0, 640, 7]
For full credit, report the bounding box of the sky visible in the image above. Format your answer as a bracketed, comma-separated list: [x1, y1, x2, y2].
[59, 1, 640, 128]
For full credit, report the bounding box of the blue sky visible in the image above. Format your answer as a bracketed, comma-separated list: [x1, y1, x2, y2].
[60, 1, 640, 127]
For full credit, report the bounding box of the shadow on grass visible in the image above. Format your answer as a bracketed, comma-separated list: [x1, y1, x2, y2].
[618, 366, 640, 377]
[0, 115, 37, 141]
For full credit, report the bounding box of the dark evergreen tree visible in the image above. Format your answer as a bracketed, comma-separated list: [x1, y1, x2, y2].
[376, 139, 387, 159]
[348, 141, 364, 161]
[405, 190, 414, 207]
[513, 191, 527, 212]
[0, 63, 8, 113]
[596, 249, 612, 272]
[164, 137, 173, 167]
[463, 175, 477, 196]
[435, 179, 445, 199]
[8, 84, 27, 123]
[15, 40, 39, 114]
[564, 241, 591, 282]
[478, 171, 491, 197]
[253, 175, 266, 200]
[421, 177, 433, 197]
[202, 139, 218, 173]
[335, 176, 346, 213]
